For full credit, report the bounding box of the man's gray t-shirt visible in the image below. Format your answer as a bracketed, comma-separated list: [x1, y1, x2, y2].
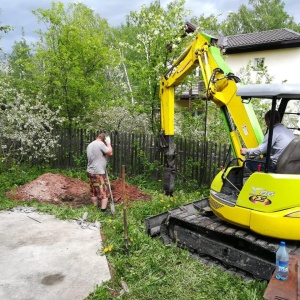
[87, 140, 109, 174]
[246, 123, 295, 164]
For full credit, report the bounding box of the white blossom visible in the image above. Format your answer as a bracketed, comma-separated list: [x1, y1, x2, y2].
[0, 81, 64, 165]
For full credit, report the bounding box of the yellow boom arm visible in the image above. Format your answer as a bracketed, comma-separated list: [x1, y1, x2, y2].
[159, 33, 263, 194]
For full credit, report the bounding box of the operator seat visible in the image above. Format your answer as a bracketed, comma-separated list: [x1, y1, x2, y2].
[276, 137, 300, 174]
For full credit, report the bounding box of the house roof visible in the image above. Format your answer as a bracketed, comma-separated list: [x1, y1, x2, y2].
[220, 28, 300, 54]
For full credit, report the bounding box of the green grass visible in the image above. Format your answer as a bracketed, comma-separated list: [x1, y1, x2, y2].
[0, 164, 267, 300]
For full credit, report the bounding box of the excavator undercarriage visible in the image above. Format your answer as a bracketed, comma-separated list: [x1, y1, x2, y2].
[145, 199, 300, 280]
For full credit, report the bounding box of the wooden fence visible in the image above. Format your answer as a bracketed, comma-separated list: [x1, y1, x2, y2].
[52, 128, 234, 186]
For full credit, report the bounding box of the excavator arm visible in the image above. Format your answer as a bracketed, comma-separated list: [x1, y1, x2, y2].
[160, 33, 263, 194]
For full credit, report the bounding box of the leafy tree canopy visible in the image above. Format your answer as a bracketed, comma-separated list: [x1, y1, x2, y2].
[1, 0, 300, 140]
[115, 0, 196, 132]
[32, 2, 116, 125]
[221, 0, 300, 35]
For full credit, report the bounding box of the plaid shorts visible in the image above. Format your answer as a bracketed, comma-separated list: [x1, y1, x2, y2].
[87, 173, 110, 200]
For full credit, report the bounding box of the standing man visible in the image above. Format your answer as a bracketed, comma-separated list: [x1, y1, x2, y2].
[87, 131, 113, 212]
[240, 110, 294, 172]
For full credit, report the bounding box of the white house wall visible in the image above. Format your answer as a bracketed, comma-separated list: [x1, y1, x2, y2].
[225, 48, 300, 84]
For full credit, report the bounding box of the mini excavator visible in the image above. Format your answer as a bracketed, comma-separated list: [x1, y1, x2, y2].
[145, 31, 300, 280]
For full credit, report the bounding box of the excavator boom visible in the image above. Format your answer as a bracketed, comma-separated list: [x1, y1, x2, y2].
[160, 33, 263, 194]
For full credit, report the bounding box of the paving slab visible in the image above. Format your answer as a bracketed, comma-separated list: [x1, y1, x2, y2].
[0, 208, 111, 300]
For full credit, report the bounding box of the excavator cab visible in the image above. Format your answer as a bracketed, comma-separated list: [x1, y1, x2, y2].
[210, 84, 300, 240]
[237, 83, 300, 175]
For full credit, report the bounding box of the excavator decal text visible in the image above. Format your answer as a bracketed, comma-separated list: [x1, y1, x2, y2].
[248, 187, 274, 206]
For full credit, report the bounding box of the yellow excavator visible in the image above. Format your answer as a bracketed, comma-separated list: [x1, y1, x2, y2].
[146, 31, 300, 280]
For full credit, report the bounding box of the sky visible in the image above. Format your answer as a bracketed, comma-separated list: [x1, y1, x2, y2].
[1, 0, 300, 53]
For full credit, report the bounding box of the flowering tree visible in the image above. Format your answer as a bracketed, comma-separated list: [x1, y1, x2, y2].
[0, 80, 63, 166]
[116, 0, 194, 133]
[87, 105, 152, 134]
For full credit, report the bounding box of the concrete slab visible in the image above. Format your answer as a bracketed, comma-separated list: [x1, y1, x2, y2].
[0, 207, 111, 300]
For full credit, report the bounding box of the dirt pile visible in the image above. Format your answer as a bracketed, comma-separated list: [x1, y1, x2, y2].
[110, 178, 152, 204]
[6, 173, 151, 208]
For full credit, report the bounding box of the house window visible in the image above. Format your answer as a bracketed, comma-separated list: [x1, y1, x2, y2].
[254, 58, 265, 70]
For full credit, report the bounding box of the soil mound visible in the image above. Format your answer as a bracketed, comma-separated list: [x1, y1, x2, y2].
[6, 173, 151, 208]
[110, 178, 152, 204]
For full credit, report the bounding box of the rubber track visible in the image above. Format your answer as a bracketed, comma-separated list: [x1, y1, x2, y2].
[148, 201, 300, 280]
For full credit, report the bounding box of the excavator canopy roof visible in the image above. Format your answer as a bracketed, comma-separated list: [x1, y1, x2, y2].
[237, 84, 300, 99]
